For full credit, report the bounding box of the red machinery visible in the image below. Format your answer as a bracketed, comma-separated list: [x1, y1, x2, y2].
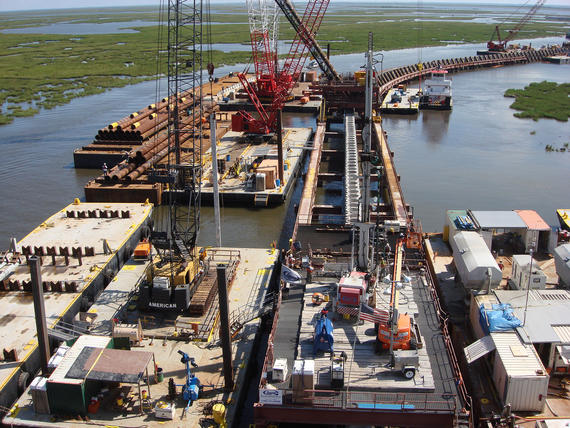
[376, 237, 417, 351]
[233, 0, 331, 134]
[487, 0, 545, 52]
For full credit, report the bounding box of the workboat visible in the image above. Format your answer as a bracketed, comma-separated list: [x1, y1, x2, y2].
[419, 68, 452, 110]
[557, 209, 570, 231]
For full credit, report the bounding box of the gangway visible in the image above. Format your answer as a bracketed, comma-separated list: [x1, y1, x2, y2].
[344, 114, 360, 224]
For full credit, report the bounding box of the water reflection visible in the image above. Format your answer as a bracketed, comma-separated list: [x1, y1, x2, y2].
[421, 110, 451, 144]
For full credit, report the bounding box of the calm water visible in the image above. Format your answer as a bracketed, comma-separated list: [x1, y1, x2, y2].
[1, 20, 160, 34]
[0, 39, 568, 248]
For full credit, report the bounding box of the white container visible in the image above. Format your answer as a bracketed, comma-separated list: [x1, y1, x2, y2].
[491, 332, 549, 412]
[154, 401, 175, 419]
[450, 231, 502, 289]
[292, 360, 314, 390]
[272, 358, 288, 382]
[511, 255, 546, 290]
[255, 173, 266, 192]
[292, 360, 314, 403]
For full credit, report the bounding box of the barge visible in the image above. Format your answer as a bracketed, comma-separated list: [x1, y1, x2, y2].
[380, 86, 420, 114]
[253, 114, 471, 426]
[0, 201, 152, 413]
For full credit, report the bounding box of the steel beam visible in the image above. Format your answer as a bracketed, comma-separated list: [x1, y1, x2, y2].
[254, 404, 455, 427]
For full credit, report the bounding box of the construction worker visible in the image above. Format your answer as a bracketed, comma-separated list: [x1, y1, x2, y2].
[306, 263, 314, 283]
[102, 162, 108, 177]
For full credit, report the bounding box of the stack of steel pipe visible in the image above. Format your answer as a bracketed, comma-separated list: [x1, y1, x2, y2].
[95, 92, 194, 142]
[102, 101, 217, 183]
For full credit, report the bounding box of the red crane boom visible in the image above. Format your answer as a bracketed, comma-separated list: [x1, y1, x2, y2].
[487, 0, 545, 52]
[233, 0, 331, 134]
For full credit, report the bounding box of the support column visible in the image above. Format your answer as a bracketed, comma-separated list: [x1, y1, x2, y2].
[217, 264, 234, 390]
[30, 256, 50, 376]
[277, 110, 284, 184]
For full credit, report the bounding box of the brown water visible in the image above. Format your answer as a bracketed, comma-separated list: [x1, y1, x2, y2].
[0, 42, 568, 248]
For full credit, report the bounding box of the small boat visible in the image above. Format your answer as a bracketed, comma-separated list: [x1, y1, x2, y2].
[557, 209, 570, 231]
[307, 60, 318, 69]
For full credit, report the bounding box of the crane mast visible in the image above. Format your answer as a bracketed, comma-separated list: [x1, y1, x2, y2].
[234, 0, 332, 134]
[165, 0, 203, 263]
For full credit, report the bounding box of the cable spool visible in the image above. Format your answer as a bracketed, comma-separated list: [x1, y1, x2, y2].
[312, 292, 325, 306]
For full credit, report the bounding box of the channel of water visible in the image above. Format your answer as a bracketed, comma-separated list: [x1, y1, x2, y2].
[0, 36, 567, 247]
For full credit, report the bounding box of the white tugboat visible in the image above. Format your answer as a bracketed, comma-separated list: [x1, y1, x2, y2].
[419, 68, 452, 110]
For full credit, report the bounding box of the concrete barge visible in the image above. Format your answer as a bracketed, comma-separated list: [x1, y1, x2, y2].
[0, 201, 153, 413]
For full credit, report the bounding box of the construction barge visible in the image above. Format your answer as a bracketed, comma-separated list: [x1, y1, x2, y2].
[0, 202, 153, 414]
[252, 111, 471, 426]
[79, 73, 320, 208]
[4, 247, 280, 427]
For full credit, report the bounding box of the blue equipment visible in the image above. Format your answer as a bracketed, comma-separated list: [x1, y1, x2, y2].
[313, 311, 334, 355]
[178, 350, 201, 410]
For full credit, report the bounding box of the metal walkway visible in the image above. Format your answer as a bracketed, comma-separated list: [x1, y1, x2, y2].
[344, 113, 360, 224]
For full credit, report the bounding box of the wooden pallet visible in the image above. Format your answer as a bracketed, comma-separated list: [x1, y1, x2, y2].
[188, 259, 239, 316]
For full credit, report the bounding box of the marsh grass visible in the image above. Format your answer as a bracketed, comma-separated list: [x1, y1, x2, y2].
[0, 4, 566, 124]
[505, 81, 570, 122]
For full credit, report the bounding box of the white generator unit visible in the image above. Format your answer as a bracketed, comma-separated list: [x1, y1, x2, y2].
[255, 173, 266, 191]
[272, 358, 288, 382]
[511, 254, 546, 290]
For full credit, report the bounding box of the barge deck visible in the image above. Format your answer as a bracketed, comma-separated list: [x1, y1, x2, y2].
[4, 248, 279, 427]
[0, 202, 152, 412]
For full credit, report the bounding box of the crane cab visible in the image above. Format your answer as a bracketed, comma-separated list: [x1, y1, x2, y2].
[377, 313, 413, 351]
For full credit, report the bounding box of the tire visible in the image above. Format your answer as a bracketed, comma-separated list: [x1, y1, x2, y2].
[403, 368, 415, 379]
[17, 371, 30, 395]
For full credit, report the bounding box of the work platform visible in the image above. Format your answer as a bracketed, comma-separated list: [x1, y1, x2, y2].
[84, 126, 312, 207]
[200, 127, 313, 207]
[4, 248, 278, 427]
[0, 201, 153, 412]
[297, 281, 435, 392]
[380, 87, 420, 114]
[254, 264, 460, 427]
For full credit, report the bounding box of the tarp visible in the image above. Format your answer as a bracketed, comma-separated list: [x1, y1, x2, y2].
[281, 265, 303, 285]
[313, 314, 334, 355]
[479, 303, 522, 334]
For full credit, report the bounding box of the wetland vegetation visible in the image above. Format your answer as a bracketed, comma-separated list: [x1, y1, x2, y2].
[0, 3, 567, 124]
[504, 81, 570, 122]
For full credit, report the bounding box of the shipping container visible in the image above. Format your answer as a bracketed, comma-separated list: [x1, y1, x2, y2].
[491, 332, 548, 412]
[469, 293, 499, 340]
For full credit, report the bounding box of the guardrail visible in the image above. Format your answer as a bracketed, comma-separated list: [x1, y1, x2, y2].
[376, 47, 566, 98]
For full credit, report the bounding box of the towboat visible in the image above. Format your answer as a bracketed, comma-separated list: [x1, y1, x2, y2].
[419, 68, 452, 110]
[557, 209, 570, 231]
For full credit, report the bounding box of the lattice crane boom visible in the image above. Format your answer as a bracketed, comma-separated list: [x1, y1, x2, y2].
[275, 0, 339, 81]
[165, 0, 203, 262]
[234, 0, 331, 134]
[246, 0, 281, 97]
[487, 0, 545, 52]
